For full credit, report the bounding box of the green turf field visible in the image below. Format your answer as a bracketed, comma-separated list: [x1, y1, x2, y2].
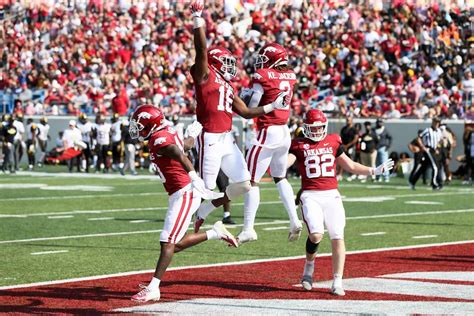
[0, 172, 472, 287]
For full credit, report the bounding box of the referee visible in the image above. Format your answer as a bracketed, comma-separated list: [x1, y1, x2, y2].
[409, 117, 443, 190]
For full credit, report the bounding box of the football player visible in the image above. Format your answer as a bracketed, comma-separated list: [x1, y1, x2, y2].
[25, 118, 38, 171]
[77, 113, 94, 172]
[128, 105, 237, 303]
[93, 114, 111, 173]
[36, 117, 50, 168]
[110, 113, 124, 173]
[288, 109, 394, 296]
[235, 43, 302, 244]
[190, 0, 288, 232]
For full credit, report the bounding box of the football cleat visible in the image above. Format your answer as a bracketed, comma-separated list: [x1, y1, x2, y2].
[331, 285, 345, 296]
[288, 220, 303, 242]
[301, 275, 313, 291]
[237, 229, 258, 245]
[131, 287, 160, 303]
[222, 215, 236, 225]
[194, 216, 205, 233]
[212, 221, 238, 247]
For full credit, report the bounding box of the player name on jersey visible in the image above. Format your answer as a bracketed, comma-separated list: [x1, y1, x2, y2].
[267, 72, 297, 80]
[303, 147, 334, 157]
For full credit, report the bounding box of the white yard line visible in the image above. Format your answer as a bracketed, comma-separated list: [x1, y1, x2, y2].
[0, 209, 472, 245]
[263, 226, 288, 231]
[0, 191, 163, 202]
[47, 215, 74, 219]
[361, 232, 386, 236]
[412, 235, 438, 239]
[30, 250, 69, 256]
[1, 240, 472, 290]
[87, 217, 114, 221]
[405, 201, 443, 205]
[129, 220, 152, 223]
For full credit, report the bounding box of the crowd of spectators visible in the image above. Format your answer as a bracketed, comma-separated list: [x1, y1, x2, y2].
[0, 0, 473, 120]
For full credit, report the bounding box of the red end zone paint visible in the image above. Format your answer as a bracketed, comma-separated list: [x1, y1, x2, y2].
[1, 243, 473, 314]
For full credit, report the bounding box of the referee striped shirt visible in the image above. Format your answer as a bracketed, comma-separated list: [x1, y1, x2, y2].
[420, 127, 442, 149]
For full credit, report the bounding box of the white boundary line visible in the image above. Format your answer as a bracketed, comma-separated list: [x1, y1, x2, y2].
[0, 209, 472, 245]
[0, 240, 472, 290]
[31, 250, 69, 256]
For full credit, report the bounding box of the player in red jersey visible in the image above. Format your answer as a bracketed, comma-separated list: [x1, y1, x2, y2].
[236, 43, 303, 244]
[128, 105, 239, 303]
[288, 109, 394, 296]
[190, 1, 288, 231]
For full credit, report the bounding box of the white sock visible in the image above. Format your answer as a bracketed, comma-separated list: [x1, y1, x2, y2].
[243, 186, 260, 231]
[206, 229, 218, 240]
[333, 274, 343, 287]
[81, 159, 86, 170]
[148, 277, 161, 290]
[223, 211, 231, 218]
[276, 179, 300, 227]
[197, 201, 216, 219]
[303, 259, 314, 276]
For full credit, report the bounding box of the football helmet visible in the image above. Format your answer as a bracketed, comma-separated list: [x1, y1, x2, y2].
[208, 46, 237, 81]
[254, 43, 288, 70]
[303, 109, 328, 142]
[129, 105, 165, 141]
[78, 113, 88, 124]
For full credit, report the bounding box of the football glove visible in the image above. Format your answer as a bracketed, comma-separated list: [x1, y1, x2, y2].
[184, 121, 203, 139]
[372, 158, 395, 176]
[190, 0, 205, 29]
[262, 89, 290, 113]
[188, 171, 224, 200]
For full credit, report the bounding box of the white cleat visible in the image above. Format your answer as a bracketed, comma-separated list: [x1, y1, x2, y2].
[288, 221, 303, 242]
[331, 285, 345, 296]
[301, 275, 313, 291]
[131, 287, 160, 303]
[237, 229, 258, 245]
[213, 221, 238, 248]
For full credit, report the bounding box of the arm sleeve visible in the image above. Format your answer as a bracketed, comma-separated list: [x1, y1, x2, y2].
[335, 135, 344, 157]
[289, 139, 298, 155]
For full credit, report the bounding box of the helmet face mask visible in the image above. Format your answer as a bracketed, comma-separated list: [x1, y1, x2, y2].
[303, 109, 328, 142]
[208, 47, 237, 81]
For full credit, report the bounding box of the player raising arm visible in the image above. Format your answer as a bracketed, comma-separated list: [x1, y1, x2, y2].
[128, 105, 238, 303]
[190, 0, 288, 231]
[288, 109, 393, 296]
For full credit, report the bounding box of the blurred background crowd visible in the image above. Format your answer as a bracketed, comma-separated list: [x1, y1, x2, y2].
[0, 0, 473, 120]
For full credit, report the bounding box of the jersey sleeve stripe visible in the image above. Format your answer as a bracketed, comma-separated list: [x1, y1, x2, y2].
[246, 129, 264, 178]
[172, 191, 194, 244]
[168, 192, 189, 243]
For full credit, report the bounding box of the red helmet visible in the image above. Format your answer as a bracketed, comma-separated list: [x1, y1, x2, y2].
[207, 46, 237, 81]
[129, 105, 165, 141]
[303, 109, 328, 142]
[254, 43, 288, 70]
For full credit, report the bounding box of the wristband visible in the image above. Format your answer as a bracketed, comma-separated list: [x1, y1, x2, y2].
[193, 17, 205, 29]
[263, 103, 274, 114]
[188, 170, 199, 180]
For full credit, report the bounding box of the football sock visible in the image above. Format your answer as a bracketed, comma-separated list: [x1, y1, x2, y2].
[197, 201, 216, 219]
[206, 228, 218, 240]
[303, 260, 314, 277]
[333, 274, 343, 287]
[243, 186, 259, 231]
[148, 277, 161, 290]
[223, 211, 231, 218]
[276, 179, 300, 227]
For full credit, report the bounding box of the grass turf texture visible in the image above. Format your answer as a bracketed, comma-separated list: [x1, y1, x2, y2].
[0, 172, 472, 287]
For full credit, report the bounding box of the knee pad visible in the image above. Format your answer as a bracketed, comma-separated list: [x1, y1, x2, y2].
[225, 181, 251, 200]
[306, 237, 320, 254]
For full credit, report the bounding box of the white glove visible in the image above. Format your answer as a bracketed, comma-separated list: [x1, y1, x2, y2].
[188, 171, 224, 200]
[262, 89, 290, 113]
[190, 0, 205, 28]
[372, 158, 395, 176]
[184, 121, 203, 139]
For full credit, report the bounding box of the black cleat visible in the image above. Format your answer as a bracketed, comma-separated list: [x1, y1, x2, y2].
[222, 216, 236, 225]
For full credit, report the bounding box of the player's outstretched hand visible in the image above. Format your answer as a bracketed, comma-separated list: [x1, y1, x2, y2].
[190, 0, 204, 17]
[185, 121, 203, 139]
[373, 158, 395, 175]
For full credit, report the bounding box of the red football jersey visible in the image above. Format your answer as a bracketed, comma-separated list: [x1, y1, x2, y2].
[290, 134, 344, 191]
[194, 67, 235, 133]
[253, 68, 297, 129]
[149, 126, 191, 195]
